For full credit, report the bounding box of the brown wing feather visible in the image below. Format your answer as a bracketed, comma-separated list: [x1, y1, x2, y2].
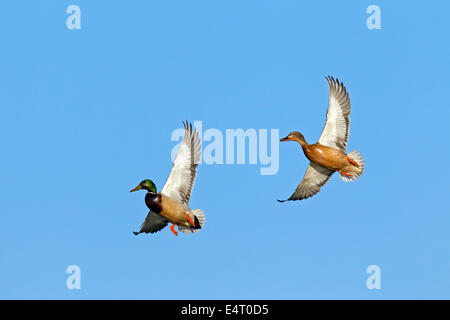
[318, 76, 351, 152]
[161, 121, 201, 206]
[278, 162, 334, 202]
[134, 211, 168, 235]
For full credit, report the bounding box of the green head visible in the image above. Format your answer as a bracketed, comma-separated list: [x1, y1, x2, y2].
[130, 179, 157, 193]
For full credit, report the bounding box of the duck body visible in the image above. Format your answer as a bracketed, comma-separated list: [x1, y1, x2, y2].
[278, 76, 365, 202]
[131, 121, 206, 236]
[302, 142, 350, 172]
[145, 192, 194, 228]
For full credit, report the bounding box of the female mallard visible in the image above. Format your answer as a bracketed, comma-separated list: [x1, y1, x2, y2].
[130, 121, 205, 236]
[278, 76, 364, 202]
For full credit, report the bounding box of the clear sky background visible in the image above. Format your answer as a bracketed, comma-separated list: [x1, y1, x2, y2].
[1, 1, 449, 299]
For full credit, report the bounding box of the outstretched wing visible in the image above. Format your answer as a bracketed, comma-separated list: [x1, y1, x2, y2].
[135, 211, 168, 235]
[318, 76, 351, 152]
[278, 162, 334, 202]
[161, 121, 201, 206]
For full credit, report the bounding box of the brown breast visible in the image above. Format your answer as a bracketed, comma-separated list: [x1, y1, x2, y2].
[304, 143, 348, 171]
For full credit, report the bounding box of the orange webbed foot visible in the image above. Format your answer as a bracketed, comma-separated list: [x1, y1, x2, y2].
[339, 170, 353, 177]
[170, 224, 178, 236]
[347, 156, 360, 167]
[186, 214, 196, 227]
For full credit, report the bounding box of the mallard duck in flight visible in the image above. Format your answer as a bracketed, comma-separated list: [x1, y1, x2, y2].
[130, 121, 205, 236]
[278, 76, 364, 202]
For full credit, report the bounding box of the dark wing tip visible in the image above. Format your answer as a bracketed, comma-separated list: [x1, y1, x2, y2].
[277, 196, 304, 202]
[325, 75, 347, 91]
[326, 75, 336, 88]
[182, 120, 193, 133]
[133, 231, 140, 236]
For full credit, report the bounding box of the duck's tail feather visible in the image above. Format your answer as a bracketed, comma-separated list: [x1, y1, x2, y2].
[340, 150, 365, 182]
[178, 209, 206, 234]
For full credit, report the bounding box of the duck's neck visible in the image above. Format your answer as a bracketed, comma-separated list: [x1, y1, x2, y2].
[295, 137, 309, 151]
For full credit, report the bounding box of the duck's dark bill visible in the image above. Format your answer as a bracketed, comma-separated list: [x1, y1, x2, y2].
[280, 136, 290, 141]
[130, 185, 142, 192]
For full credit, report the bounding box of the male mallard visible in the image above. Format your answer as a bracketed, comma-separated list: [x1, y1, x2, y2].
[130, 121, 205, 236]
[278, 76, 364, 202]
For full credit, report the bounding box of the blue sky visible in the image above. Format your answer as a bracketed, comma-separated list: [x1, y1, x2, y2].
[1, 1, 449, 299]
